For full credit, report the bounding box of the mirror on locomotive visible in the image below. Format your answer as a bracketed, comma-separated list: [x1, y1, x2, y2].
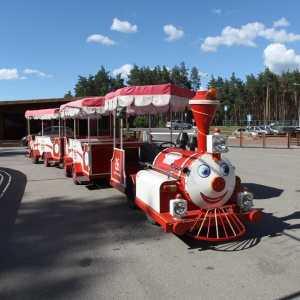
[116, 107, 126, 119]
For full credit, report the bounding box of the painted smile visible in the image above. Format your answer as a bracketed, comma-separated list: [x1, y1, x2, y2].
[200, 192, 227, 204]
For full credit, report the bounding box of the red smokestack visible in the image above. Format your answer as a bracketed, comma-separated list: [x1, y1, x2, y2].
[189, 88, 219, 153]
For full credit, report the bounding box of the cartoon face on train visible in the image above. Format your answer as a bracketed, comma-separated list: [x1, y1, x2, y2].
[184, 153, 236, 209]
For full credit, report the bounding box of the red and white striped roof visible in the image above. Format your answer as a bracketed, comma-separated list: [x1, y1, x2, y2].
[25, 108, 60, 120]
[59, 97, 108, 118]
[104, 84, 195, 114]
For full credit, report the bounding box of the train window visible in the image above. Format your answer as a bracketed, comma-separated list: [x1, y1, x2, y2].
[220, 163, 229, 176]
[197, 165, 211, 178]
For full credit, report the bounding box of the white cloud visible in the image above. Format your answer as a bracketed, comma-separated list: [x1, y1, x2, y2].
[201, 22, 263, 51]
[274, 17, 289, 28]
[212, 8, 222, 15]
[112, 64, 133, 78]
[263, 43, 300, 73]
[164, 24, 184, 41]
[0, 68, 19, 80]
[201, 20, 300, 52]
[258, 28, 300, 43]
[86, 34, 116, 45]
[23, 69, 53, 78]
[111, 18, 137, 33]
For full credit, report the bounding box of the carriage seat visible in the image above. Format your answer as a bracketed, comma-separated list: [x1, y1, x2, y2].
[138, 143, 159, 167]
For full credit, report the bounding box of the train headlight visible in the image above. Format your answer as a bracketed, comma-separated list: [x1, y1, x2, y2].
[174, 202, 187, 215]
[237, 188, 254, 211]
[242, 194, 253, 207]
[206, 134, 228, 153]
[170, 195, 187, 217]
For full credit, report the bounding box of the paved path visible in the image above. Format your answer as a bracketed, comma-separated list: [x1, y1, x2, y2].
[0, 146, 300, 300]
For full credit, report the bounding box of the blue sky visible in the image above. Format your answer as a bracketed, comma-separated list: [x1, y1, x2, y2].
[1, 0, 300, 101]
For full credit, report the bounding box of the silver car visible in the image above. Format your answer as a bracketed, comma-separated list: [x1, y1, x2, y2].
[258, 125, 277, 135]
[232, 127, 259, 137]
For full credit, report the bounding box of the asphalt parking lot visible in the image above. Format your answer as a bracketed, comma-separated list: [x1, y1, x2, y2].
[0, 146, 300, 300]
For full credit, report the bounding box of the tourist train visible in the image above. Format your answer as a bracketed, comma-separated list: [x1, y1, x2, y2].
[25, 84, 262, 241]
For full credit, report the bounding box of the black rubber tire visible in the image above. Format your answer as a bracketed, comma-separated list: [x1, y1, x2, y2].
[31, 152, 38, 164]
[72, 165, 79, 185]
[63, 160, 72, 177]
[44, 154, 50, 167]
[126, 177, 136, 209]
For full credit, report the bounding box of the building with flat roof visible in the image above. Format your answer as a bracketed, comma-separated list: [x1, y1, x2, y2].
[0, 97, 110, 145]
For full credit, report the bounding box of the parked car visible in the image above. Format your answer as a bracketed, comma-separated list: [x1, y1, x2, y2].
[247, 126, 264, 135]
[20, 126, 74, 146]
[269, 125, 280, 135]
[257, 125, 275, 135]
[277, 126, 299, 137]
[232, 127, 259, 137]
[166, 120, 193, 130]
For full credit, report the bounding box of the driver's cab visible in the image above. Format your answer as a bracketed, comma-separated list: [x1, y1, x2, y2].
[138, 143, 159, 167]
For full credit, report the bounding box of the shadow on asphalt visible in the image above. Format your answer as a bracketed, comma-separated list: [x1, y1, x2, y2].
[241, 182, 284, 199]
[178, 209, 300, 252]
[177, 183, 300, 252]
[0, 167, 27, 251]
[0, 191, 156, 298]
[0, 148, 28, 157]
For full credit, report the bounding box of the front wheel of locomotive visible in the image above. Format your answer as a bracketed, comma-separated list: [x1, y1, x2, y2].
[126, 177, 136, 209]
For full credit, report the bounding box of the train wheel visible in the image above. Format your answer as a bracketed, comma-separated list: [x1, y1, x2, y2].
[126, 177, 136, 208]
[44, 154, 50, 167]
[63, 160, 71, 177]
[72, 165, 79, 185]
[31, 151, 38, 164]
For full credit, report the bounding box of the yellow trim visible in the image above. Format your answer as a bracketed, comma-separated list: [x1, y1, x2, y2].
[191, 108, 214, 118]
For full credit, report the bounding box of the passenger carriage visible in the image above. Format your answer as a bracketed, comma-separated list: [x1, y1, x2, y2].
[25, 108, 66, 165]
[59, 97, 146, 185]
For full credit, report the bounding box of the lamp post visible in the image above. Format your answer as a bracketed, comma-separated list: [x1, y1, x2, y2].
[293, 83, 300, 126]
[224, 105, 228, 126]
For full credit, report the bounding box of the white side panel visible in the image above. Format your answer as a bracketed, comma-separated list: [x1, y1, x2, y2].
[34, 136, 52, 154]
[136, 170, 173, 213]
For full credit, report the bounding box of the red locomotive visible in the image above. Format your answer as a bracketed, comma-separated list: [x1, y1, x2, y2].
[126, 87, 262, 241]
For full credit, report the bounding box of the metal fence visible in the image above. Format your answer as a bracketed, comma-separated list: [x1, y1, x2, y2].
[222, 120, 300, 127]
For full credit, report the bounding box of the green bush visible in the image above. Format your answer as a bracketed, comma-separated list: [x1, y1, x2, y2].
[133, 115, 148, 128]
[158, 121, 166, 128]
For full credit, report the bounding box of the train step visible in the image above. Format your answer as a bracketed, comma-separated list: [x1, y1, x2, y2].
[76, 176, 91, 185]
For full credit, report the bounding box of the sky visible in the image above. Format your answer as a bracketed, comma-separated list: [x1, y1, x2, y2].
[1, 0, 300, 101]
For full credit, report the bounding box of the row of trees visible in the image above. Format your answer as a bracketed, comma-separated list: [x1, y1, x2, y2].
[65, 63, 300, 126]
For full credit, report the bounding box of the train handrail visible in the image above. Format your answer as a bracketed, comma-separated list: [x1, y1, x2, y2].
[143, 163, 179, 180]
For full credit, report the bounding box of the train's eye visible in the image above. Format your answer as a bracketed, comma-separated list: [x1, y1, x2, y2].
[220, 163, 229, 176]
[198, 165, 211, 178]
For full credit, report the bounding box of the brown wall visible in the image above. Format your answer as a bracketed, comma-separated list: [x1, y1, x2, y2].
[0, 97, 110, 140]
